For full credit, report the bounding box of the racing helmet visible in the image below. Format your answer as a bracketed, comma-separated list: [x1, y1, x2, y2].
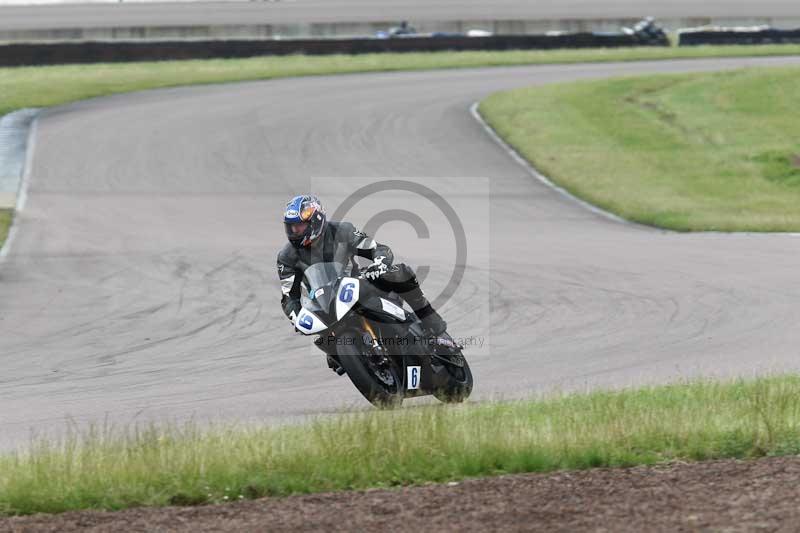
[284, 195, 326, 248]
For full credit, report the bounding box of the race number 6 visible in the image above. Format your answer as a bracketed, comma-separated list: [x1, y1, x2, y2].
[407, 366, 421, 390]
[298, 314, 314, 330]
[339, 282, 356, 303]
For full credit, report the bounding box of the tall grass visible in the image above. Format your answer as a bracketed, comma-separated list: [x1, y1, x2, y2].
[3, 376, 800, 516]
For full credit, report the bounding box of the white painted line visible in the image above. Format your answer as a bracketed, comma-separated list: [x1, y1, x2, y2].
[470, 101, 800, 238]
[0, 225, 18, 262]
[469, 101, 649, 230]
[0, 114, 39, 264]
[17, 115, 38, 212]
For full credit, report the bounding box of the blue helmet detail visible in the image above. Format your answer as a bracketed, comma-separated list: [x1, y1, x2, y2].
[284, 195, 326, 248]
[284, 195, 305, 224]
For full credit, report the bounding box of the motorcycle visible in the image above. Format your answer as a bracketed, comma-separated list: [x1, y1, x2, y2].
[294, 261, 473, 407]
[622, 17, 670, 47]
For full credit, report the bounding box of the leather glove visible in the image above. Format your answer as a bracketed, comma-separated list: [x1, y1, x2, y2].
[362, 256, 389, 281]
[288, 310, 303, 334]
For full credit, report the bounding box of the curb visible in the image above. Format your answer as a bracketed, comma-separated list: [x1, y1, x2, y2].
[469, 101, 800, 238]
[468, 101, 649, 230]
[0, 109, 40, 262]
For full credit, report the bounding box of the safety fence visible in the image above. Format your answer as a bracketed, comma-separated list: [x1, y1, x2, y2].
[0, 32, 664, 67]
[678, 27, 800, 46]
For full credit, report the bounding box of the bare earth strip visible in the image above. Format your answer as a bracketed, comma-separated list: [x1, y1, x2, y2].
[3, 456, 800, 531]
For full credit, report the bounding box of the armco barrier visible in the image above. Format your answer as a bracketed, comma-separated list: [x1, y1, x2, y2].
[0, 33, 664, 67]
[678, 28, 800, 46]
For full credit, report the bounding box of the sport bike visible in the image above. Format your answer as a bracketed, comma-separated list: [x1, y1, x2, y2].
[294, 262, 473, 407]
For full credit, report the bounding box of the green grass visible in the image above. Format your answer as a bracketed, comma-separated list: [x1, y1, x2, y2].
[3, 375, 800, 516]
[480, 66, 800, 232]
[0, 210, 11, 249]
[3, 44, 800, 117]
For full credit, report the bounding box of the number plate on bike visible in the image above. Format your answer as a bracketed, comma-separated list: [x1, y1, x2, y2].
[407, 366, 421, 390]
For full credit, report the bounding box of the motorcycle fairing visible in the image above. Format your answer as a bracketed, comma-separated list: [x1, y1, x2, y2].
[379, 298, 406, 321]
[335, 277, 361, 321]
[295, 308, 328, 335]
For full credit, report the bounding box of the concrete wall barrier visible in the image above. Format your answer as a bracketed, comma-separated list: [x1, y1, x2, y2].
[0, 33, 665, 67]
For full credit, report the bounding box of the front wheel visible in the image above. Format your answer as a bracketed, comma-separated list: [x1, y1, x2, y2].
[336, 330, 404, 408]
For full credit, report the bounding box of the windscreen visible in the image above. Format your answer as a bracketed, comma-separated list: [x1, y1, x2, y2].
[303, 262, 345, 310]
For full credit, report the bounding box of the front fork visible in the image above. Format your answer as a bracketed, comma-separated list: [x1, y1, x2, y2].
[361, 317, 392, 365]
[321, 316, 391, 366]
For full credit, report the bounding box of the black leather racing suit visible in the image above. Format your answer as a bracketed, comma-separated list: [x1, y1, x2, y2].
[276, 221, 444, 332]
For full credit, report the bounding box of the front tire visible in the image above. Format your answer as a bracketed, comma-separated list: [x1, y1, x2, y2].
[336, 330, 404, 408]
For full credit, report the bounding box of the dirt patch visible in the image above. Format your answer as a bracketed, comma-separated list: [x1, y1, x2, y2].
[4, 456, 800, 532]
[791, 154, 800, 168]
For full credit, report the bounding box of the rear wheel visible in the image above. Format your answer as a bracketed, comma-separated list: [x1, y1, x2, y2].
[433, 350, 473, 403]
[336, 330, 404, 408]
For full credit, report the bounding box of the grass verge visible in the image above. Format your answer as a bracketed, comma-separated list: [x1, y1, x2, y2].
[3, 375, 800, 516]
[2, 44, 800, 117]
[0, 209, 11, 250]
[480, 66, 800, 232]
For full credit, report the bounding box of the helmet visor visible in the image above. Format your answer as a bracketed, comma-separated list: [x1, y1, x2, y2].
[285, 221, 309, 240]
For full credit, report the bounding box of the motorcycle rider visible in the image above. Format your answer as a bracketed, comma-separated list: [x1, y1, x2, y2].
[277, 194, 448, 344]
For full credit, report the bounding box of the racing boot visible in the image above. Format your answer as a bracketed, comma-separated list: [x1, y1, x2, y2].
[417, 307, 464, 366]
[414, 302, 458, 365]
[373, 262, 447, 337]
[416, 304, 447, 337]
[405, 289, 464, 366]
[399, 282, 447, 338]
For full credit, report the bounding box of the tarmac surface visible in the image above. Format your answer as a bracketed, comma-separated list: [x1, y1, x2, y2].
[1, 0, 799, 31]
[1, 56, 800, 448]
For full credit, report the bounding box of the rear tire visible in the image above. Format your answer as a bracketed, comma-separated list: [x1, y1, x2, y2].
[336, 330, 404, 409]
[433, 352, 473, 404]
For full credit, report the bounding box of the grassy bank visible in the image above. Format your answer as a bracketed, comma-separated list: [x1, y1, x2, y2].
[3, 375, 800, 516]
[480, 67, 800, 232]
[0, 210, 11, 249]
[2, 45, 800, 117]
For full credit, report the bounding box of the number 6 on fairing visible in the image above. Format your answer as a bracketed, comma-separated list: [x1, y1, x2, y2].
[339, 282, 355, 303]
[298, 314, 314, 330]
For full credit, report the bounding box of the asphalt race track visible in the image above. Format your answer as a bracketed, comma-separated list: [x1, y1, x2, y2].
[1, 0, 799, 31]
[2, 56, 800, 448]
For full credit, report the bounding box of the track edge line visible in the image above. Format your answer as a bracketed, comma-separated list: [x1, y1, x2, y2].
[0, 111, 40, 264]
[468, 101, 646, 229]
[469, 101, 800, 238]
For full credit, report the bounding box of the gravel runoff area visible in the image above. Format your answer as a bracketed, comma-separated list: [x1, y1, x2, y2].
[3, 456, 800, 532]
